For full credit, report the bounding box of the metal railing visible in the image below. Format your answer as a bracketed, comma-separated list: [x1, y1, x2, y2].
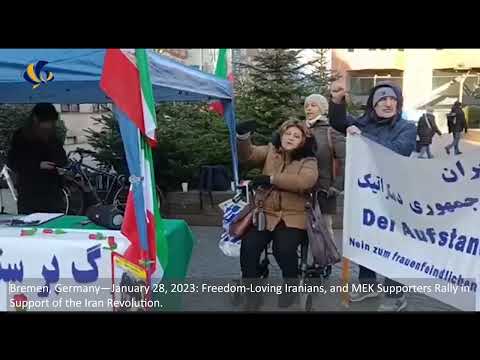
[432, 75, 480, 98]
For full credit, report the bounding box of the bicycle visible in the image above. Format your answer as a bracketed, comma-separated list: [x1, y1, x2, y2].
[0, 163, 71, 215]
[60, 148, 129, 215]
[1, 149, 166, 217]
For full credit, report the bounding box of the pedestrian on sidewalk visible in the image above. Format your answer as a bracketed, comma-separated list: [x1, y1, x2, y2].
[417, 107, 442, 159]
[445, 101, 468, 156]
[329, 81, 416, 311]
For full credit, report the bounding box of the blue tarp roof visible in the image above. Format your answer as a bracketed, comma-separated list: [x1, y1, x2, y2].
[0, 48, 239, 183]
[0, 49, 234, 104]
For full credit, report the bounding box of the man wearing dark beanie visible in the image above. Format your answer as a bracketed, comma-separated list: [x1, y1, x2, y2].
[7, 103, 68, 214]
[445, 100, 467, 155]
[329, 81, 416, 312]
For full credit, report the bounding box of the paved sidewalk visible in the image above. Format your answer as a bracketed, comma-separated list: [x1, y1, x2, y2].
[183, 226, 458, 312]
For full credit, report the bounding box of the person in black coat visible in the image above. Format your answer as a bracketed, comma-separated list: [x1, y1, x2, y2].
[445, 101, 468, 156]
[417, 108, 442, 159]
[7, 103, 68, 214]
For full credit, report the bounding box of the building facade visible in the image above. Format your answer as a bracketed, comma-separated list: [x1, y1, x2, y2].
[53, 104, 105, 158]
[154, 49, 223, 73]
[332, 49, 480, 135]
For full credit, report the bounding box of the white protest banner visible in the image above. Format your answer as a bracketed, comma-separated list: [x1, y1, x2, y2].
[0, 228, 131, 312]
[343, 136, 480, 311]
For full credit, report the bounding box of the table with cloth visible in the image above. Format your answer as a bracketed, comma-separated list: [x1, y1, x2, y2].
[0, 215, 195, 311]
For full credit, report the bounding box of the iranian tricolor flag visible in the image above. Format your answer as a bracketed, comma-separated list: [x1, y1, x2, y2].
[208, 48, 234, 116]
[100, 49, 168, 279]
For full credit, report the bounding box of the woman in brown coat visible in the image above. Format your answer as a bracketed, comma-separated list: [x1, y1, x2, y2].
[236, 119, 318, 310]
[304, 94, 345, 242]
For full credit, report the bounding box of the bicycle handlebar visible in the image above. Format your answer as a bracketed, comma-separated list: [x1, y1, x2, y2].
[67, 148, 95, 158]
[77, 149, 95, 155]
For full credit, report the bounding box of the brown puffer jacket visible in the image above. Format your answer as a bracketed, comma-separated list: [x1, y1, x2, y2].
[238, 137, 319, 231]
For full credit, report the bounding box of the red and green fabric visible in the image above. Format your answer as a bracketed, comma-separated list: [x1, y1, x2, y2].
[209, 48, 234, 116]
[100, 49, 167, 279]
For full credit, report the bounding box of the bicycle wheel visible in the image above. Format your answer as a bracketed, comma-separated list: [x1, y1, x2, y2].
[112, 185, 129, 212]
[60, 188, 69, 214]
[156, 185, 168, 211]
[113, 185, 165, 213]
[64, 180, 85, 215]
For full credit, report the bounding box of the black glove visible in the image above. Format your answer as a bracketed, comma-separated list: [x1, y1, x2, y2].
[251, 175, 271, 188]
[236, 120, 257, 135]
[271, 131, 281, 148]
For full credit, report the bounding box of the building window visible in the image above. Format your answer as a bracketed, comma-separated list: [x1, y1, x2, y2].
[431, 70, 472, 98]
[91, 104, 109, 113]
[92, 104, 112, 113]
[466, 105, 480, 129]
[350, 75, 403, 96]
[350, 77, 376, 95]
[65, 136, 78, 145]
[61, 104, 80, 113]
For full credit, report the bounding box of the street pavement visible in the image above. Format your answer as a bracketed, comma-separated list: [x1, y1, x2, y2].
[185, 226, 458, 312]
[413, 132, 480, 159]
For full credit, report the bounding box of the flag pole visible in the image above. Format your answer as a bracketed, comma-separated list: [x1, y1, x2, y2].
[341, 257, 350, 307]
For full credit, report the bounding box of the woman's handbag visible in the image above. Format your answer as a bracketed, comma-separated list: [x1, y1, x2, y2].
[229, 186, 274, 238]
[306, 190, 341, 267]
[219, 183, 273, 257]
[229, 202, 255, 238]
[219, 192, 252, 257]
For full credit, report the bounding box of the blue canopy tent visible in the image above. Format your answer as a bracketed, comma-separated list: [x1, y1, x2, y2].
[0, 49, 239, 184]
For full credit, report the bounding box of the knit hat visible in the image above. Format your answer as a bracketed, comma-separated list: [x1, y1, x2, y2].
[304, 94, 329, 115]
[372, 86, 397, 107]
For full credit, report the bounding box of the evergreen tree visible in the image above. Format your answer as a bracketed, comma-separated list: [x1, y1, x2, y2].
[302, 49, 363, 116]
[84, 49, 360, 190]
[83, 110, 126, 173]
[84, 103, 232, 191]
[235, 49, 310, 144]
[304, 49, 337, 97]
